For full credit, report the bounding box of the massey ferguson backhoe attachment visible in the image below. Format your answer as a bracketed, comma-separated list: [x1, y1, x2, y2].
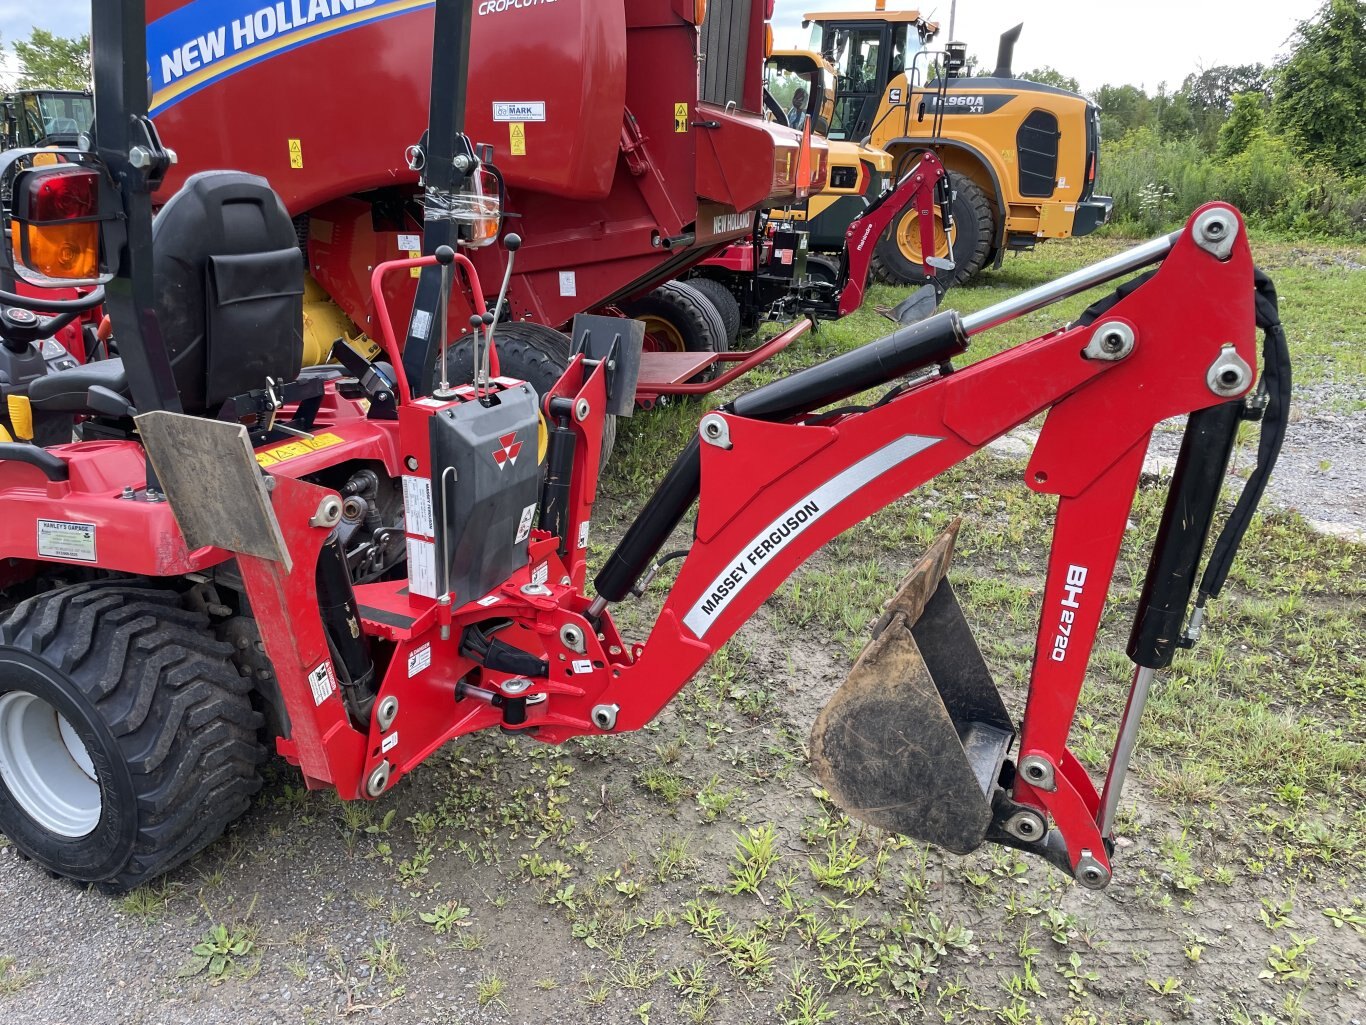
[132, 201, 1287, 890]
[0, 0, 1288, 895]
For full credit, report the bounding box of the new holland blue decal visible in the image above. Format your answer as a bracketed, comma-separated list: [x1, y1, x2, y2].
[147, 0, 435, 116]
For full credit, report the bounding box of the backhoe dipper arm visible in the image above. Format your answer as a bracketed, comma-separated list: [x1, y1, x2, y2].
[836, 150, 946, 318]
[563, 204, 1261, 883]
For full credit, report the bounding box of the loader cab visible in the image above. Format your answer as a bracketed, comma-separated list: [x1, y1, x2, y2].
[2, 91, 94, 149]
[763, 51, 835, 135]
[804, 13, 935, 140]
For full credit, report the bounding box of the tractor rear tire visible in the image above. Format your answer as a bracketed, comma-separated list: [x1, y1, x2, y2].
[686, 277, 742, 349]
[806, 254, 843, 286]
[426, 321, 616, 464]
[0, 581, 265, 892]
[621, 280, 729, 386]
[872, 171, 994, 288]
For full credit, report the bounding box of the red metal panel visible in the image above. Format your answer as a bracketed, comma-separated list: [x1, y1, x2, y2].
[149, 1, 627, 207]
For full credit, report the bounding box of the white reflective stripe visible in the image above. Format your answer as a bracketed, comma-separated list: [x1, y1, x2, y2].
[682, 435, 941, 637]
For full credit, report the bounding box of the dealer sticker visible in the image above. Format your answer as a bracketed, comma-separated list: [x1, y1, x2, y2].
[37, 519, 97, 563]
[493, 101, 545, 122]
[308, 661, 336, 706]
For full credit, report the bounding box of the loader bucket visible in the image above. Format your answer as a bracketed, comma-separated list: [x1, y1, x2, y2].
[810, 519, 1014, 854]
[878, 281, 942, 327]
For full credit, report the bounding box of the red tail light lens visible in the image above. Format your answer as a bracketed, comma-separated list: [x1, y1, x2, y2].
[11, 165, 105, 285]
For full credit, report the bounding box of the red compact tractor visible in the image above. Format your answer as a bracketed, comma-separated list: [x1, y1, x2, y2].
[0, 0, 1289, 895]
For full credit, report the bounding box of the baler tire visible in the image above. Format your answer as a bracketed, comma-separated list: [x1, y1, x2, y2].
[872, 171, 994, 288]
[621, 280, 729, 387]
[687, 277, 742, 348]
[425, 321, 616, 464]
[0, 581, 265, 893]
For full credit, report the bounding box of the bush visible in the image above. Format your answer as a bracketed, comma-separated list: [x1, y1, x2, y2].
[1097, 127, 1366, 240]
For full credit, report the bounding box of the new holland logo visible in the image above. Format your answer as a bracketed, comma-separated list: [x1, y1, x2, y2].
[492, 432, 523, 470]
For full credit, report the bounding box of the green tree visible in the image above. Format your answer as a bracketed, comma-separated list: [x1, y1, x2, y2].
[1017, 66, 1080, 93]
[1179, 63, 1270, 148]
[12, 29, 91, 91]
[1272, 0, 1366, 175]
[1217, 92, 1268, 158]
[1093, 83, 1153, 141]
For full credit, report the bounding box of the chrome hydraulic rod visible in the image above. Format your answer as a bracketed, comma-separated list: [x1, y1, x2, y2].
[1097, 664, 1157, 836]
[961, 231, 1179, 337]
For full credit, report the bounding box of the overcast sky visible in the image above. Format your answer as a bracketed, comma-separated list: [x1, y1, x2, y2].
[1, 0, 1326, 92]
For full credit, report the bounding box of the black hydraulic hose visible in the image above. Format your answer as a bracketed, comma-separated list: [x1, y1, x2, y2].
[1195, 269, 1292, 605]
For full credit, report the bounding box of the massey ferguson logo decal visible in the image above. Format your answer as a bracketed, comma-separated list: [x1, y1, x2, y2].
[492, 432, 523, 470]
[1050, 564, 1088, 662]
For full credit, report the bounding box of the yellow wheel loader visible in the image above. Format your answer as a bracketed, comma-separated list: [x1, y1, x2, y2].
[800, 5, 1113, 286]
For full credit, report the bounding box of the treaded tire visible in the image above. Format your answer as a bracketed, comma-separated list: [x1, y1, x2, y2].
[621, 280, 729, 386]
[686, 277, 742, 348]
[425, 321, 616, 464]
[0, 581, 264, 892]
[872, 171, 994, 288]
[806, 254, 843, 286]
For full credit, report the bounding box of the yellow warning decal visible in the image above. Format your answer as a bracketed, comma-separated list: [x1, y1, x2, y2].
[255, 432, 345, 467]
[409, 249, 423, 279]
[509, 122, 526, 156]
[674, 103, 689, 133]
[288, 138, 303, 168]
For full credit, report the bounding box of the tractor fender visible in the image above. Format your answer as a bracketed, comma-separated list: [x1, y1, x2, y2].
[883, 137, 1006, 261]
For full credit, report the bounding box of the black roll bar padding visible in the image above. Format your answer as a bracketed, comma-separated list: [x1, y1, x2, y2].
[0, 443, 70, 481]
[594, 311, 970, 604]
[1125, 400, 1242, 671]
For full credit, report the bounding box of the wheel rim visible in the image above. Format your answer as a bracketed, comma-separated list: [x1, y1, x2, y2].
[896, 208, 951, 266]
[637, 315, 687, 354]
[0, 690, 101, 837]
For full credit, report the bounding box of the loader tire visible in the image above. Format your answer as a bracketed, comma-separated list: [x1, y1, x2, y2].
[872, 171, 993, 288]
[426, 321, 616, 464]
[0, 581, 265, 892]
[686, 277, 742, 348]
[621, 280, 728, 386]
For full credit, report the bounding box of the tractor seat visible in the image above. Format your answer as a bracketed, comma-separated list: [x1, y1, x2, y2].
[28, 358, 129, 412]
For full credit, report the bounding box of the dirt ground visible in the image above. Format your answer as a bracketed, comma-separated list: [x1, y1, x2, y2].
[2, 238, 1363, 1025]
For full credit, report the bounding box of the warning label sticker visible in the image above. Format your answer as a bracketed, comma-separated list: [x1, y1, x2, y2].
[254, 432, 345, 467]
[288, 137, 303, 168]
[407, 642, 432, 678]
[674, 102, 689, 133]
[515, 503, 536, 545]
[37, 519, 97, 563]
[509, 122, 527, 155]
[308, 661, 335, 706]
[558, 271, 576, 297]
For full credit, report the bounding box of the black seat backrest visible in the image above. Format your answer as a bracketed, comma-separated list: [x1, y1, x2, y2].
[152, 171, 304, 415]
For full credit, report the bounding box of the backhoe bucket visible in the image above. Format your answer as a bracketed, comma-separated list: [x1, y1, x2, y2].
[879, 281, 943, 327]
[810, 519, 1014, 854]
